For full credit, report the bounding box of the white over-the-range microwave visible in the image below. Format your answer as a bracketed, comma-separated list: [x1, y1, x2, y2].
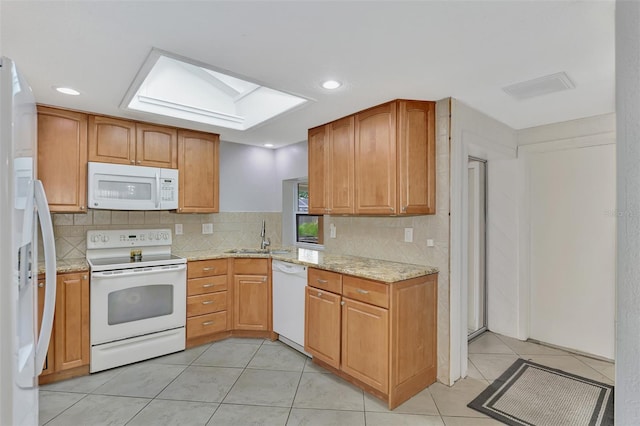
[87, 162, 178, 210]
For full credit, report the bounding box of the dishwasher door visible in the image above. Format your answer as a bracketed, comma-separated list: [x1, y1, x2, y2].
[272, 260, 308, 354]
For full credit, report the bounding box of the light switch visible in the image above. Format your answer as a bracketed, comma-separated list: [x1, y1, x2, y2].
[404, 228, 413, 243]
[202, 223, 213, 234]
[175, 224, 183, 235]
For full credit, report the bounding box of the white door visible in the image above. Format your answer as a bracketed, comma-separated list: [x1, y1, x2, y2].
[467, 159, 487, 339]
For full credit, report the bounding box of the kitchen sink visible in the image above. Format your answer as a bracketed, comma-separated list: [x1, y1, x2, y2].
[224, 248, 290, 255]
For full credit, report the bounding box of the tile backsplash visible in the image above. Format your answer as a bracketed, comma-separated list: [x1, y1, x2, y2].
[51, 210, 282, 259]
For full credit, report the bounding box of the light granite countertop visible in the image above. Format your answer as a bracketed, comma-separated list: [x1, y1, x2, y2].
[175, 247, 438, 283]
[44, 248, 438, 283]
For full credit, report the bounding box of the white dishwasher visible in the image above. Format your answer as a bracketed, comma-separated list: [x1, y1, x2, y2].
[272, 260, 309, 355]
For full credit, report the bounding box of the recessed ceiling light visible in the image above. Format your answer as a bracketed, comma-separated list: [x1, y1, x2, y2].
[321, 80, 342, 90]
[264, 143, 274, 148]
[53, 86, 80, 96]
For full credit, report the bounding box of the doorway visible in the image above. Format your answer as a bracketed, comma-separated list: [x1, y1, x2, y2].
[467, 157, 487, 340]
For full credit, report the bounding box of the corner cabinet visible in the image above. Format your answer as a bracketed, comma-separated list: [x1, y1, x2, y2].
[305, 267, 437, 409]
[308, 99, 436, 216]
[177, 130, 220, 213]
[232, 258, 271, 332]
[38, 271, 90, 385]
[37, 106, 88, 213]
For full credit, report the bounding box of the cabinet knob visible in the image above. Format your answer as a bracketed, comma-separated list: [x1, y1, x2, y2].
[389, 207, 394, 211]
[317, 292, 322, 297]
[340, 301, 345, 306]
[80, 206, 85, 210]
[130, 160, 135, 164]
[83, 275, 88, 280]
[402, 206, 407, 212]
[38, 282, 44, 288]
[136, 160, 141, 164]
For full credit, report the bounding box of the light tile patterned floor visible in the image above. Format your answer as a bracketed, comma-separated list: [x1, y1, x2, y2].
[39, 332, 614, 425]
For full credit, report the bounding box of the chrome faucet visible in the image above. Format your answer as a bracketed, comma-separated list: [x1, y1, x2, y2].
[260, 220, 271, 250]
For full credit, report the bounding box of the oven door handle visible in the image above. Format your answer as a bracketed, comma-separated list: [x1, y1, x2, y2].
[91, 264, 186, 279]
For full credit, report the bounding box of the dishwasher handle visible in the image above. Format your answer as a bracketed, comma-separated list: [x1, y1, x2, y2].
[272, 260, 307, 274]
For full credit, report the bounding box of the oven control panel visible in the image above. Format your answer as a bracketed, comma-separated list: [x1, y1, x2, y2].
[87, 229, 172, 249]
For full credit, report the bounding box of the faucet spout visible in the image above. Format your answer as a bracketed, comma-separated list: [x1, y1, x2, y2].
[260, 220, 270, 249]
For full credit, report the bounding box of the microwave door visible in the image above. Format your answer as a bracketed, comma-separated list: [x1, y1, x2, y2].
[89, 170, 158, 210]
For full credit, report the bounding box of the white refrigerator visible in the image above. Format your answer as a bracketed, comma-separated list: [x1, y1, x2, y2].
[0, 57, 57, 425]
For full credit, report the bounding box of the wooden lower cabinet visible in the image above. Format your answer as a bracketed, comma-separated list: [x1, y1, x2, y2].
[305, 268, 437, 409]
[304, 287, 341, 369]
[38, 271, 90, 384]
[341, 298, 389, 393]
[233, 275, 269, 331]
[186, 259, 230, 347]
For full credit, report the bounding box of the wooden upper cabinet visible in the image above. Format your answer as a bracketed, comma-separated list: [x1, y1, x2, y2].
[88, 117, 178, 168]
[37, 106, 88, 213]
[177, 130, 219, 213]
[398, 101, 436, 214]
[307, 99, 435, 216]
[308, 125, 328, 214]
[355, 103, 397, 215]
[328, 116, 355, 214]
[88, 116, 136, 165]
[136, 123, 178, 168]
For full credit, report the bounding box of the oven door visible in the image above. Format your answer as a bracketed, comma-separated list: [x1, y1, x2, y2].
[90, 264, 186, 345]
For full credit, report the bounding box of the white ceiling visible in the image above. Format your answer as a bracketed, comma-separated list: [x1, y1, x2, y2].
[1, 1, 615, 148]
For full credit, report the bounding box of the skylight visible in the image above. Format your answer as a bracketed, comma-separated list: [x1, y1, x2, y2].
[122, 50, 310, 131]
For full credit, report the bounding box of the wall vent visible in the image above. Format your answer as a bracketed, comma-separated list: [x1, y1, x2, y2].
[502, 72, 575, 100]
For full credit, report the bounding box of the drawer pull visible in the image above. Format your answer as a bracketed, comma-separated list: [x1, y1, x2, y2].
[202, 267, 216, 272]
[356, 289, 369, 294]
[317, 292, 322, 297]
[202, 321, 215, 326]
[317, 279, 328, 284]
[201, 300, 215, 305]
[202, 283, 214, 288]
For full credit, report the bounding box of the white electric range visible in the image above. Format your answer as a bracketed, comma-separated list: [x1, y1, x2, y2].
[86, 229, 186, 373]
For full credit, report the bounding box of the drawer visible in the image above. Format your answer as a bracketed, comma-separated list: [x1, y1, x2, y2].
[308, 268, 342, 294]
[233, 258, 268, 275]
[187, 275, 227, 296]
[343, 276, 389, 308]
[187, 292, 227, 317]
[188, 259, 227, 279]
[186, 311, 227, 339]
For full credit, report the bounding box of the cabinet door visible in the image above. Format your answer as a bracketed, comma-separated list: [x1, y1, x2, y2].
[398, 101, 436, 214]
[54, 273, 90, 371]
[304, 286, 341, 369]
[233, 274, 269, 331]
[355, 102, 397, 215]
[37, 276, 54, 376]
[308, 124, 328, 214]
[177, 130, 219, 213]
[136, 123, 178, 168]
[328, 116, 355, 214]
[88, 115, 136, 165]
[37, 106, 88, 213]
[341, 297, 389, 393]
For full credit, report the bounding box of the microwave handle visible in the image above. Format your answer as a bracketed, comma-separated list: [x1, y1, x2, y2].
[155, 172, 160, 209]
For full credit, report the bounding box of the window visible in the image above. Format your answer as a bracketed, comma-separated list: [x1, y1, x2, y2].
[295, 182, 323, 246]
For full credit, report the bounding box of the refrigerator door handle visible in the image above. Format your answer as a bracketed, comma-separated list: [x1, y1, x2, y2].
[34, 180, 56, 375]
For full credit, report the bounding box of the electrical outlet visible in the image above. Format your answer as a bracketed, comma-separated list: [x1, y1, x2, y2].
[427, 239, 435, 247]
[175, 224, 183, 235]
[330, 223, 337, 239]
[404, 228, 413, 243]
[202, 223, 213, 234]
